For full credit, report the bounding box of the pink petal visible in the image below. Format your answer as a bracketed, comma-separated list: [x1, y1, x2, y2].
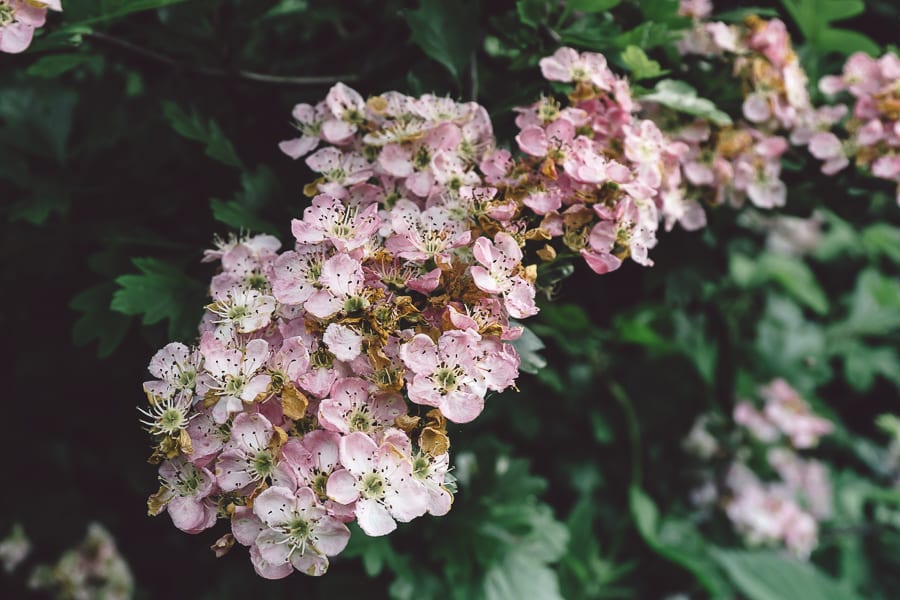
[355, 498, 397, 536]
[339, 432, 378, 474]
[232, 506, 266, 546]
[326, 468, 360, 504]
[253, 486, 298, 528]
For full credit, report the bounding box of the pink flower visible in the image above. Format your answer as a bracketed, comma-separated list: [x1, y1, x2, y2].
[322, 82, 366, 144]
[271, 245, 331, 307]
[326, 432, 429, 536]
[317, 377, 406, 434]
[143, 342, 203, 400]
[760, 379, 833, 449]
[157, 459, 218, 533]
[400, 330, 487, 423]
[808, 132, 849, 175]
[305, 147, 373, 198]
[539, 47, 615, 90]
[304, 253, 369, 319]
[248, 486, 350, 577]
[201, 338, 272, 423]
[470, 233, 538, 319]
[0, 0, 58, 55]
[386, 200, 471, 263]
[279, 102, 326, 159]
[215, 412, 278, 491]
[291, 194, 380, 253]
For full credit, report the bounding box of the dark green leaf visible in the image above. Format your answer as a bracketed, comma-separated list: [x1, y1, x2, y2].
[111, 258, 205, 340]
[26, 54, 94, 78]
[406, 0, 480, 82]
[509, 324, 547, 374]
[70, 283, 133, 358]
[566, 0, 622, 13]
[162, 101, 244, 168]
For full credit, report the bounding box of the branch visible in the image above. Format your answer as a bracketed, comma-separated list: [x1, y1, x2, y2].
[86, 32, 356, 86]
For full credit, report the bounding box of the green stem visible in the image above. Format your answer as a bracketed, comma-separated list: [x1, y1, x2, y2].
[608, 381, 642, 488]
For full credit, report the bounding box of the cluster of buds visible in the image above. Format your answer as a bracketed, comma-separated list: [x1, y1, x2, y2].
[142, 85, 537, 578]
[814, 52, 900, 201]
[684, 379, 834, 559]
[0, 0, 61, 54]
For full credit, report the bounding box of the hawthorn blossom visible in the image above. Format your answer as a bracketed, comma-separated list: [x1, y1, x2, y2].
[251, 486, 350, 576]
[400, 329, 488, 423]
[143, 342, 203, 400]
[156, 459, 217, 533]
[470, 233, 537, 319]
[0, 0, 61, 55]
[326, 432, 429, 536]
[291, 194, 380, 253]
[317, 377, 406, 434]
[279, 102, 327, 159]
[201, 338, 272, 423]
[215, 413, 278, 492]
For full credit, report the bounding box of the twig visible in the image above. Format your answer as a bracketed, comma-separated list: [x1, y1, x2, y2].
[86, 32, 356, 86]
[469, 50, 479, 102]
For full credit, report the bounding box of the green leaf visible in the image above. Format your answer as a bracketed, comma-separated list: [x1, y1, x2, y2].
[406, 0, 480, 82]
[84, 0, 189, 23]
[839, 342, 900, 391]
[781, 0, 878, 56]
[756, 295, 832, 389]
[614, 21, 676, 50]
[619, 45, 668, 80]
[813, 210, 861, 262]
[861, 223, 900, 264]
[484, 552, 564, 600]
[210, 166, 280, 234]
[111, 258, 205, 340]
[509, 324, 547, 374]
[0, 86, 77, 163]
[8, 182, 71, 225]
[629, 487, 729, 597]
[26, 54, 94, 78]
[713, 549, 863, 600]
[640, 79, 732, 126]
[161, 101, 243, 168]
[837, 268, 900, 336]
[70, 283, 133, 358]
[566, 0, 622, 12]
[730, 252, 829, 315]
[516, 0, 546, 27]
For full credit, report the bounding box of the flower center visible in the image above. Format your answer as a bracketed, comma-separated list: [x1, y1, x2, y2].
[413, 146, 431, 170]
[312, 472, 329, 499]
[244, 272, 269, 290]
[360, 473, 386, 499]
[434, 366, 461, 393]
[0, 4, 14, 27]
[342, 294, 369, 313]
[224, 375, 247, 396]
[227, 304, 250, 321]
[177, 369, 196, 389]
[250, 450, 276, 479]
[412, 456, 431, 480]
[348, 407, 373, 433]
[158, 407, 187, 435]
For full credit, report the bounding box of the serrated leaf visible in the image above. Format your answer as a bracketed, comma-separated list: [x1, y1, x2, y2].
[614, 21, 676, 50]
[162, 101, 243, 168]
[781, 0, 877, 56]
[730, 252, 829, 315]
[70, 283, 133, 358]
[713, 549, 862, 600]
[838, 268, 900, 336]
[406, 0, 479, 82]
[640, 79, 732, 126]
[619, 45, 667, 80]
[210, 166, 280, 234]
[110, 258, 205, 340]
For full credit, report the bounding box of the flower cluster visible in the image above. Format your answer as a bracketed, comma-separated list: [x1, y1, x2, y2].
[28, 523, 133, 600]
[0, 0, 61, 54]
[142, 85, 545, 578]
[815, 52, 900, 202]
[680, 2, 900, 203]
[684, 379, 834, 559]
[141, 36, 897, 578]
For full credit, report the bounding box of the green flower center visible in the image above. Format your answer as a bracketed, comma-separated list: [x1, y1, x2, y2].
[348, 407, 373, 433]
[413, 146, 431, 170]
[251, 450, 276, 479]
[312, 472, 329, 499]
[224, 375, 247, 396]
[360, 473, 386, 500]
[227, 304, 250, 321]
[434, 367, 461, 393]
[412, 456, 430, 480]
[0, 4, 14, 27]
[343, 295, 369, 313]
[158, 407, 187, 435]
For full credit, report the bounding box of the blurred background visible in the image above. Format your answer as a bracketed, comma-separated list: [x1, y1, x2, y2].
[2, 0, 899, 598]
